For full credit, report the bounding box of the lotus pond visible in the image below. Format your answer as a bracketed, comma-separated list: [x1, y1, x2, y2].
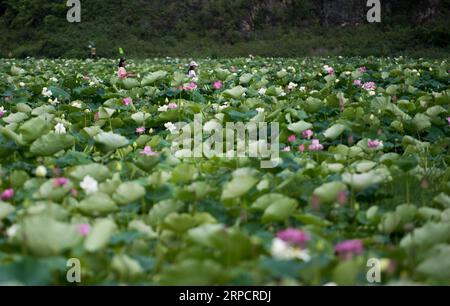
[0, 57, 449, 285]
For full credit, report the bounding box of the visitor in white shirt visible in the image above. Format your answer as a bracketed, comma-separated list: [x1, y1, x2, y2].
[187, 61, 199, 80]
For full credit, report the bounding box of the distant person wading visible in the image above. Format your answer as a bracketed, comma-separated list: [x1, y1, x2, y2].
[117, 58, 137, 79]
[187, 61, 199, 80]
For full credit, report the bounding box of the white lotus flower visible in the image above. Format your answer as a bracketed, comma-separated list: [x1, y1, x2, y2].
[41, 87, 52, 97]
[48, 98, 59, 105]
[89, 81, 95, 86]
[50, 77, 58, 82]
[256, 108, 265, 113]
[19, 82, 25, 87]
[71, 101, 82, 108]
[299, 86, 306, 92]
[35, 165, 47, 177]
[258, 88, 267, 95]
[271, 238, 311, 262]
[54, 123, 66, 134]
[80, 175, 98, 194]
[288, 82, 298, 90]
[0, 106, 6, 115]
[369, 91, 376, 96]
[164, 122, 177, 133]
[158, 105, 168, 112]
[6, 225, 19, 238]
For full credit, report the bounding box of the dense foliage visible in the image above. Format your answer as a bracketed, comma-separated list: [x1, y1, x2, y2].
[0, 56, 449, 285]
[0, 0, 449, 58]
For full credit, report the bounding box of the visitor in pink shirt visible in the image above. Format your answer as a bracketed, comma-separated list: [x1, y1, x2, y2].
[117, 58, 136, 79]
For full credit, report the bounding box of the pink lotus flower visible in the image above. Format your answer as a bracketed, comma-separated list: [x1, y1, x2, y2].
[362, 82, 376, 91]
[123, 97, 132, 106]
[359, 66, 367, 73]
[335, 239, 364, 260]
[0, 188, 14, 201]
[167, 103, 178, 109]
[277, 228, 311, 249]
[94, 112, 100, 121]
[302, 129, 314, 140]
[298, 144, 305, 153]
[447, 117, 450, 126]
[213, 80, 223, 90]
[0, 110, 4, 118]
[140, 146, 158, 156]
[368, 139, 381, 149]
[71, 188, 78, 198]
[353, 79, 362, 86]
[283, 146, 291, 152]
[288, 134, 297, 142]
[324, 66, 335, 75]
[136, 127, 145, 135]
[308, 139, 324, 151]
[77, 224, 91, 236]
[53, 177, 69, 187]
[183, 82, 198, 91]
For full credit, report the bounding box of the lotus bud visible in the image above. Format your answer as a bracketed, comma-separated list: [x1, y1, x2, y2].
[35, 165, 47, 177]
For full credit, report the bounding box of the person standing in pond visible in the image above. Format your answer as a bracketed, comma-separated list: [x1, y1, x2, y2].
[187, 61, 199, 79]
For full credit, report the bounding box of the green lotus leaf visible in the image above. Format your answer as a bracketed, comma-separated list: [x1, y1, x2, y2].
[223, 86, 247, 99]
[122, 78, 140, 89]
[93, 132, 129, 152]
[84, 219, 117, 252]
[239, 73, 253, 84]
[20, 216, 81, 256]
[112, 181, 146, 205]
[69, 163, 111, 182]
[141, 70, 168, 86]
[313, 181, 347, 204]
[323, 124, 346, 140]
[287, 120, 313, 133]
[262, 197, 298, 222]
[221, 176, 258, 200]
[78, 192, 118, 215]
[148, 199, 184, 226]
[411, 113, 431, 131]
[0, 202, 14, 220]
[131, 112, 151, 125]
[30, 133, 75, 156]
[251, 193, 292, 211]
[111, 255, 143, 278]
[342, 168, 390, 191]
[3, 112, 28, 124]
[19, 117, 48, 143]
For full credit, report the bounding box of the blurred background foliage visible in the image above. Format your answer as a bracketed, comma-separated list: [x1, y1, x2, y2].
[0, 0, 449, 58]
